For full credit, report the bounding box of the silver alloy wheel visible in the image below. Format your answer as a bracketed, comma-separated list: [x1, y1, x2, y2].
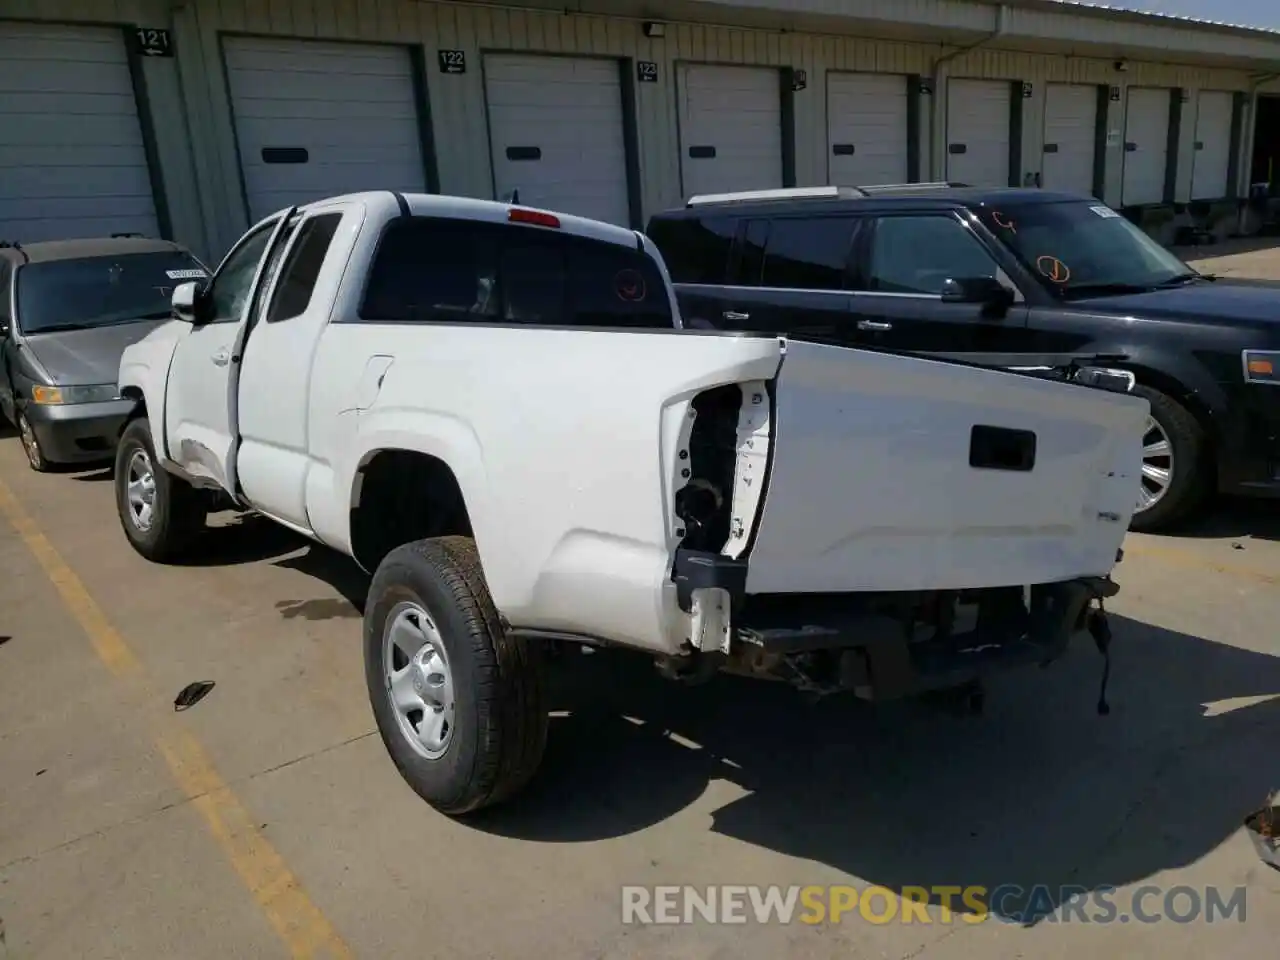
[125, 449, 158, 532]
[1136, 414, 1174, 512]
[18, 414, 41, 469]
[383, 601, 456, 760]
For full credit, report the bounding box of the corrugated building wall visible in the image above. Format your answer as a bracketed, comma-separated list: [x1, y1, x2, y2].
[3, 0, 1275, 258]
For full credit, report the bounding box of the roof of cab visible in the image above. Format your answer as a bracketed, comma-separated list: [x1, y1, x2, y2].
[270, 190, 643, 251]
[0, 235, 187, 266]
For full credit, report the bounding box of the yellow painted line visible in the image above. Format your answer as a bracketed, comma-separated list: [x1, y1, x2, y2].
[0, 478, 354, 959]
[1125, 540, 1280, 588]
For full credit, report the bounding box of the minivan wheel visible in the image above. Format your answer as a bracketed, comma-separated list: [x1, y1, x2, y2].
[364, 536, 548, 816]
[1128, 384, 1210, 533]
[17, 411, 49, 472]
[114, 417, 207, 562]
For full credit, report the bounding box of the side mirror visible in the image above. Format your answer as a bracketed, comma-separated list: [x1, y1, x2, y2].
[171, 281, 207, 324]
[941, 276, 1016, 314]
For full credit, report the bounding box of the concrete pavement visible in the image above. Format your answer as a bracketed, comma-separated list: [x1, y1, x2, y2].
[1, 416, 1278, 959]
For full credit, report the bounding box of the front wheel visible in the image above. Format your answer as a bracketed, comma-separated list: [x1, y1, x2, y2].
[364, 536, 548, 816]
[17, 411, 50, 472]
[114, 417, 207, 562]
[1128, 384, 1211, 533]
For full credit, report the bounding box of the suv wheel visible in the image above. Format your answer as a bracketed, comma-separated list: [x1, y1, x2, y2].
[17, 411, 49, 472]
[1128, 384, 1210, 533]
[364, 536, 548, 816]
[114, 418, 207, 562]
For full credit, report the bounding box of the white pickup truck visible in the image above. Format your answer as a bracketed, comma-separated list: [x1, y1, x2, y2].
[114, 191, 1147, 815]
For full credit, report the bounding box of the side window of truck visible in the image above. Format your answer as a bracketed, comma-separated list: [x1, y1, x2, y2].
[207, 222, 279, 323]
[865, 215, 999, 295]
[265, 213, 343, 323]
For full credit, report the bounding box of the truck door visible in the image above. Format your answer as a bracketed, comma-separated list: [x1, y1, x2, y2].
[164, 210, 296, 495]
[233, 205, 348, 531]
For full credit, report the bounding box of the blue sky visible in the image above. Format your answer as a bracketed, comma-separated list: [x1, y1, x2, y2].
[1074, 1, 1280, 29]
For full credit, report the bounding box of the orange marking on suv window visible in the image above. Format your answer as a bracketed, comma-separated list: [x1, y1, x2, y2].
[1036, 256, 1071, 283]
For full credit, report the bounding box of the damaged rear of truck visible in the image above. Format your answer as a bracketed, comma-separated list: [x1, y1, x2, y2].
[661, 338, 1143, 714]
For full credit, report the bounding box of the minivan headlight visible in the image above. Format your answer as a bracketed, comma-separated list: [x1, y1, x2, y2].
[30, 383, 121, 405]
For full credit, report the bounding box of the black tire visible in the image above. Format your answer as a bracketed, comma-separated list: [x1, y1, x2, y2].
[17, 410, 50, 472]
[1128, 384, 1211, 533]
[114, 417, 207, 562]
[364, 536, 548, 816]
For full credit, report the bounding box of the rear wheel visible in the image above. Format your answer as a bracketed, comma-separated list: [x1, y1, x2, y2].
[364, 536, 548, 816]
[114, 418, 207, 562]
[1128, 384, 1210, 533]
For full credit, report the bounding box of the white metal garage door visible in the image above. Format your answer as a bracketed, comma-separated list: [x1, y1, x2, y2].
[1191, 90, 1235, 200]
[1122, 87, 1171, 206]
[826, 72, 909, 187]
[946, 79, 1011, 187]
[679, 64, 783, 199]
[483, 54, 631, 226]
[1042, 83, 1098, 197]
[223, 37, 425, 223]
[0, 22, 159, 243]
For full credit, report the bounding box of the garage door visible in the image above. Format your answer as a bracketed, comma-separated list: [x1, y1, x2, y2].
[223, 37, 426, 223]
[679, 64, 783, 199]
[483, 54, 631, 226]
[1191, 90, 1235, 200]
[1122, 87, 1171, 206]
[946, 79, 1010, 187]
[826, 72, 909, 187]
[0, 22, 159, 243]
[1042, 83, 1098, 197]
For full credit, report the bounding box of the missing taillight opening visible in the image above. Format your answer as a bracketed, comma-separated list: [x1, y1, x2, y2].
[675, 382, 773, 557]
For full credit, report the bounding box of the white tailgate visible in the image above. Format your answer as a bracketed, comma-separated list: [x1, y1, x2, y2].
[745, 341, 1148, 594]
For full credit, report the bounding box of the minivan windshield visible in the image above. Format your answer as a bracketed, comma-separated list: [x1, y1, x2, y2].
[16, 251, 209, 334]
[975, 200, 1199, 300]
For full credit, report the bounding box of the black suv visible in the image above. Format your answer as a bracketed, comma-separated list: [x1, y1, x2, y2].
[647, 184, 1280, 533]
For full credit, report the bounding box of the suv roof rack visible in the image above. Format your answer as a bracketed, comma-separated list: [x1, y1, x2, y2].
[855, 181, 970, 194]
[685, 182, 972, 207]
[686, 185, 864, 206]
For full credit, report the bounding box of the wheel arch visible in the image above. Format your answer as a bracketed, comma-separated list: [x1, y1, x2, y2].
[349, 447, 477, 575]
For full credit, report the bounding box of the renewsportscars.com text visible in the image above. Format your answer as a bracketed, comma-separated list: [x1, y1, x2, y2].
[621, 884, 1248, 926]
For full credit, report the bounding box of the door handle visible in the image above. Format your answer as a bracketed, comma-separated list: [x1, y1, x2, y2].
[857, 319, 893, 332]
[722, 310, 750, 321]
[211, 348, 230, 366]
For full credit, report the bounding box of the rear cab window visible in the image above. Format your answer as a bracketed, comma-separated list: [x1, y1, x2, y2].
[360, 217, 674, 329]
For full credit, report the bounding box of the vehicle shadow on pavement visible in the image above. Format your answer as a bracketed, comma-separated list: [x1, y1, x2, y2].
[175, 512, 310, 567]
[1159, 497, 1280, 543]
[469, 615, 1280, 926]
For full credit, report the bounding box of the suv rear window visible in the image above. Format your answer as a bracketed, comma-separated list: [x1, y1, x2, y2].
[360, 217, 673, 328]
